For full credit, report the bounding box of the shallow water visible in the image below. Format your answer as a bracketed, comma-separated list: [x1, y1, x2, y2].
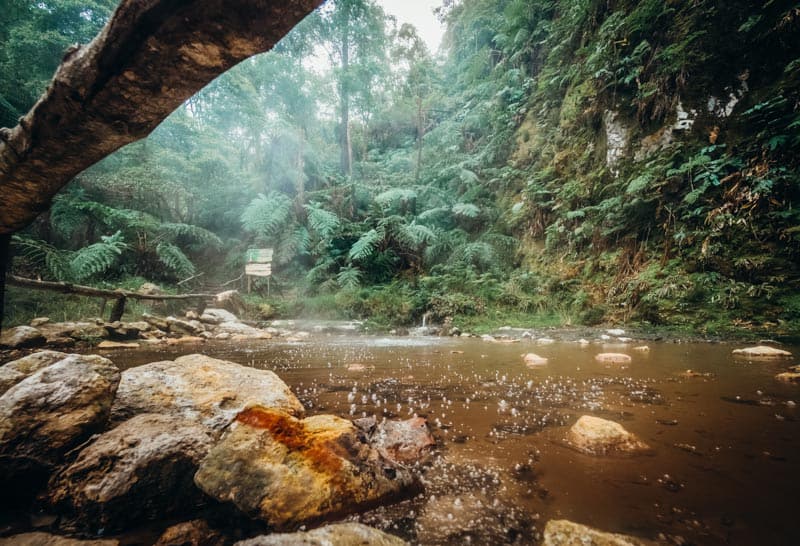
[115, 335, 800, 544]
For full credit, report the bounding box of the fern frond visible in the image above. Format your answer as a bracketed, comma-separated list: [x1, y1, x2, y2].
[276, 226, 310, 265]
[375, 188, 417, 210]
[70, 231, 128, 281]
[11, 235, 72, 280]
[304, 204, 341, 239]
[241, 192, 293, 238]
[155, 241, 195, 278]
[337, 265, 362, 290]
[160, 222, 223, 247]
[452, 203, 481, 218]
[349, 229, 383, 262]
[396, 222, 437, 250]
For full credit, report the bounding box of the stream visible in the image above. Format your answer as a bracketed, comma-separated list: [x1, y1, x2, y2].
[110, 334, 800, 545]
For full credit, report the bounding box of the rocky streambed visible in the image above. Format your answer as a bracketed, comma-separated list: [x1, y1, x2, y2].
[1, 325, 799, 545]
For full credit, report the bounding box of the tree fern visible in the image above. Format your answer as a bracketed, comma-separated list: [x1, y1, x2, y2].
[241, 192, 293, 239]
[349, 229, 383, 262]
[452, 203, 481, 218]
[337, 265, 362, 290]
[11, 235, 72, 280]
[156, 241, 195, 278]
[275, 226, 310, 265]
[395, 222, 436, 250]
[159, 222, 223, 247]
[70, 231, 128, 281]
[304, 204, 341, 239]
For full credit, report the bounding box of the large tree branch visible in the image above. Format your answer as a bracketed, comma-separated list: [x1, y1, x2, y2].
[0, 0, 323, 235]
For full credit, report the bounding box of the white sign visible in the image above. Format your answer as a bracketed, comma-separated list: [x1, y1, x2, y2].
[246, 248, 273, 263]
[245, 263, 272, 277]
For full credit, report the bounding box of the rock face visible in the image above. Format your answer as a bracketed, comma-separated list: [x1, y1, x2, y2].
[233, 523, 408, 546]
[595, 353, 632, 364]
[214, 290, 247, 316]
[732, 345, 792, 358]
[194, 407, 417, 529]
[0, 325, 46, 349]
[566, 415, 650, 456]
[543, 519, 650, 546]
[111, 354, 304, 429]
[370, 417, 436, 464]
[0, 533, 118, 546]
[0, 350, 69, 395]
[48, 414, 215, 532]
[0, 354, 120, 477]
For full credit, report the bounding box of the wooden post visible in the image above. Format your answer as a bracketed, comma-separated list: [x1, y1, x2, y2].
[109, 296, 127, 322]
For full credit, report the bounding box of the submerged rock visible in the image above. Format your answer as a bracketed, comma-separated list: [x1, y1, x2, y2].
[194, 406, 417, 529]
[48, 414, 214, 532]
[543, 519, 651, 545]
[0, 325, 46, 349]
[732, 345, 792, 358]
[233, 523, 407, 546]
[111, 354, 304, 429]
[775, 372, 800, 383]
[565, 415, 650, 456]
[523, 353, 549, 366]
[96, 340, 139, 349]
[0, 354, 119, 490]
[417, 491, 534, 545]
[0, 350, 69, 395]
[370, 416, 436, 464]
[595, 353, 632, 364]
[0, 533, 118, 546]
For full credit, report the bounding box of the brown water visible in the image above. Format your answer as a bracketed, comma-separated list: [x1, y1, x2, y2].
[116, 335, 800, 545]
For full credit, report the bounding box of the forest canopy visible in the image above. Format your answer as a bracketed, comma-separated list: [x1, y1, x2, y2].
[3, 0, 800, 336]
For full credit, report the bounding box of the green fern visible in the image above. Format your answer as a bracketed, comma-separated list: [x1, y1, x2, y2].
[11, 235, 72, 280]
[159, 222, 223, 247]
[69, 231, 128, 281]
[155, 241, 195, 278]
[452, 203, 481, 218]
[349, 229, 383, 262]
[241, 192, 293, 239]
[396, 222, 436, 250]
[337, 265, 363, 289]
[304, 204, 341, 239]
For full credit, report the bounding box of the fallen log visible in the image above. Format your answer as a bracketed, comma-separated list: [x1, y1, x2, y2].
[7, 275, 214, 322]
[0, 0, 323, 235]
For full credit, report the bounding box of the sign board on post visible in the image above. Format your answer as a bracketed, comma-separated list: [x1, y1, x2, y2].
[245, 263, 272, 277]
[245, 248, 273, 294]
[246, 248, 273, 264]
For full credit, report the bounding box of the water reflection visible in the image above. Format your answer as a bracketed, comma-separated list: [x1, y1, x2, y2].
[118, 337, 800, 545]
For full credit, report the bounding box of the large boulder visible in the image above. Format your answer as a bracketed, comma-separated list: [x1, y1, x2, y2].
[0, 533, 117, 546]
[732, 345, 792, 358]
[214, 290, 248, 317]
[111, 354, 304, 429]
[594, 353, 632, 364]
[166, 316, 205, 336]
[0, 350, 69, 395]
[0, 325, 46, 349]
[233, 523, 408, 546]
[48, 414, 215, 532]
[200, 308, 239, 324]
[194, 407, 418, 529]
[214, 321, 267, 337]
[565, 415, 650, 456]
[543, 519, 652, 546]
[0, 354, 119, 490]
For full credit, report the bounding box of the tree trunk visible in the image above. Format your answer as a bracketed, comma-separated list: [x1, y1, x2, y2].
[339, 18, 353, 177]
[0, 0, 324, 235]
[415, 94, 424, 182]
[0, 234, 9, 335]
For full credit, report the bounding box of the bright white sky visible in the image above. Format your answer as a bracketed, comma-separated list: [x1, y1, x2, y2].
[377, 0, 446, 53]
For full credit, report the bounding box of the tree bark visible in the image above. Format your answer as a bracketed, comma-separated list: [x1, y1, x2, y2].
[0, 234, 9, 335]
[339, 16, 353, 177]
[7, 275, 213, 302]
[0, 0, 323, 235]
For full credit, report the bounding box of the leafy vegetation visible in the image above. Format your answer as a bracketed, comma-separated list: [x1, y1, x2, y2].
[3, 0, 800, 337]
